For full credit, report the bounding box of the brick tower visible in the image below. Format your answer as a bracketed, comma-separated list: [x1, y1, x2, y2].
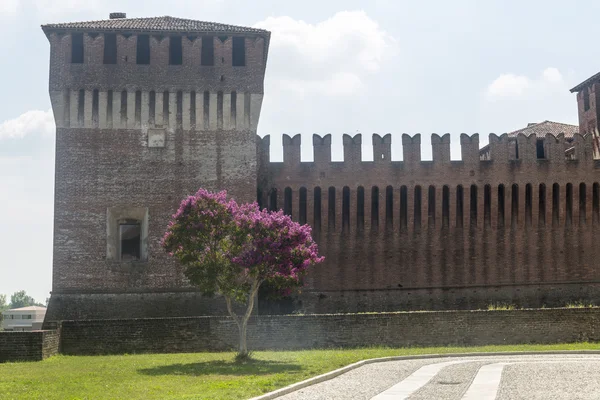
[41, 14, 270, 324]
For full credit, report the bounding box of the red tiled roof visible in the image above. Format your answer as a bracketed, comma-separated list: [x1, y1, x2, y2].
[507, 120, 579, 139]
[42, 16, 269, 35]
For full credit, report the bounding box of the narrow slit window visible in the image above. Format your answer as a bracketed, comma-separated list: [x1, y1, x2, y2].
[386, 186, 393, 230]
[470, 185, 478, 228]
[163, 91, 169, 127]
[232, 37, 246, 66]
[190, 91, 197, 129]
[284, 187, 292, 216]
[176, 91, 183, 127]
[299, 187, 307, 225]
[400, 186, 408, 231]
[71, 33, 84, 63]
[231, 91, 237, 128]
[539, 184, 546, 227]
[566, 183, 573, 226]
[149, 91, 156, 125]
[314, 187, 322, 230]
[328, 187, 336, 230]
[135, 90, 142, 126]
[342, 186, 350, 232]
[119, 222, 141, 261]
[498, 185, 505, 228]
[78, 89, 85, 125]
[371, 186, 380, 231]
[107, 90, 113, 127]
[103, 33, 117, 64]
[414, 186, 422, 230]
[136, 34, 150, 65]
[217, 91, 223, 129]
[552, 183, 560, 227]
[593, 183, 599, 225]
[511, 184, 519, 227]
[269, 189, 277, 211]
[201, 36, 214, 66]
[580, 183, 587, 225]
[203, 91, 210, 129]
[442, 186, 450, 228]
[92, 89, 99, 127]
[169, 36, 183, 65]
[428, 185, 436, 228]
[484, 184, 491, 227]
[121, 90, 128, 125]
[525, 184, 533, 227]
[357, 186, 365, 231]
[456, 185, 464, 229]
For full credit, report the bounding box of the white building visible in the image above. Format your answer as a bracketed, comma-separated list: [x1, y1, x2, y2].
[1, 306, 47, 331]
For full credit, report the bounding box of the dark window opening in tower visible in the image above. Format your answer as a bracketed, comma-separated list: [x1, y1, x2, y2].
[566, 183, 573, 226]
[357, 186, 365, 231]
[414, 186, 422, 230]
[442, 186, 450, 229]
[525, 184, 533, 227]
[342, 186, 350, 232]
[119, 222, 141, 261]
[428, 185, 436, 228]
[511, 184, 519, 228]
[539, 184, 546, 226]
[103, 33, 117, 64]
[484, 184, 491, 228]
[580, 183, 587, 225]
[456, 185, 464, 229]
[536, 139, 545, 159]
[136, 35, 150, 65]
[314, 187, 322, 230]
[328, 187, 336, 230]
[552, 183, 560, 227]
[470, 185, 478, 228]
[299, 187, 307, 225]
[371, 186, 380, 231]
[498, 184, 505, 228]
[201, 36, 214, 66]
[71, 33, 84, 63]
[169, 36, 183, 65]
[385, 186, 393, 230]
[584, 87, 590, 111]
[284, 187, 292, 216]
[232, 37, 246, 66]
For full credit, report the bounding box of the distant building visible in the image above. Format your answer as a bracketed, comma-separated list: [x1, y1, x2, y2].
[2, 306, 47, 331]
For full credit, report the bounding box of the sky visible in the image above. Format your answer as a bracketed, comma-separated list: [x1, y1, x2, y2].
[0, 0, 596, 303]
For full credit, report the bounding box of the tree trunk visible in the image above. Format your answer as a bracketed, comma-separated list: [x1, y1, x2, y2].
[225, 279, 261, 358]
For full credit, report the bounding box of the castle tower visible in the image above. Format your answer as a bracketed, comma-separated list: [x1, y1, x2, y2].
[41, 14, 270, 324]
[570, 73, 600, 157]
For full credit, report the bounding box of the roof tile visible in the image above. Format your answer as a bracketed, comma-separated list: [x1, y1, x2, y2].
[42, 16, 269, 35]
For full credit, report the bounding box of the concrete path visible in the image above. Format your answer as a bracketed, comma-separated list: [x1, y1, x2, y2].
[274, 354, 600, 400]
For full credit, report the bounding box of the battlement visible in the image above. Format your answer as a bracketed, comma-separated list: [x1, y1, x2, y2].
[257, 132, 593, 168]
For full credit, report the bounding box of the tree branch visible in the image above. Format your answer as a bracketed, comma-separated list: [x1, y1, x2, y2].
[224, 295, 241, 328]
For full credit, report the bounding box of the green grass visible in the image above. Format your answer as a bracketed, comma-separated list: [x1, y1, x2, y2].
[486, 302, 517, 310]
[1, 343, 599, 400]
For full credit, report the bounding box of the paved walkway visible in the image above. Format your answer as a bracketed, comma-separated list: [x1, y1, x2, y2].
[276, 354, 600, 399]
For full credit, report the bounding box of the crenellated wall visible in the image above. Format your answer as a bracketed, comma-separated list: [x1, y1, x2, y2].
[258, 132, 600, 313]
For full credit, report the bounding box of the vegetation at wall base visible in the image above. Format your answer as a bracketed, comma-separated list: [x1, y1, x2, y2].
[1, 343, 600, 399]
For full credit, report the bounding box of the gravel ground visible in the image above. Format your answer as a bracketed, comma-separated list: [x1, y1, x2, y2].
[275, 354, 600, 400]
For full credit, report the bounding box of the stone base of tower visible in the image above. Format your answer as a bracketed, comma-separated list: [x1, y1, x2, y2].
[42, 291, 236, 329]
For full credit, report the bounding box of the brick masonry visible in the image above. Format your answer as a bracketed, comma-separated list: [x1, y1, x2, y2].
[59, 308, 600, 355]
[0, 330, 60, 362]
[42, 16, 600, 323]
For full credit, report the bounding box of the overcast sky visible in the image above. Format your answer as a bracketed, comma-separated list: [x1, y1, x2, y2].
[0, 0, 595, 303]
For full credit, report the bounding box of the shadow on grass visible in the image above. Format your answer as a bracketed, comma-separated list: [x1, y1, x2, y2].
[138, 359, 302, 377]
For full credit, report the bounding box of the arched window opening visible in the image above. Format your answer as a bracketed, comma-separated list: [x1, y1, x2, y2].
[284, 187, 292, 216]
[371, 186, 380, 232]
[525, 184, 533, 227]
[428, 185, 436, 228]
[400, 186, 408, 231]
[566, 183, 573, 227]
[342, 186, 350, 232]
[511, 184, 519, 228]
[386, 186, 394, 230]
[314, 187, 322, 230]
[552, 183, 560, 227]
[484, 184, 491, 228]
[414, 186, 422, 230]
[539, 184, 546, 227]
[579, 183, 587, 225]
[456, 185, 464, 229]
[328, 187, 336, 230]
[442, 186, 450, 229]
[498, 184, 505, 228]
[470, 185, 478, 228]
[357, 186, 365, 231]
[299, 187, 307, 225]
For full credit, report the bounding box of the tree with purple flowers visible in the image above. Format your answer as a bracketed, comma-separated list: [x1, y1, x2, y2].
[162, 189, 323, 357]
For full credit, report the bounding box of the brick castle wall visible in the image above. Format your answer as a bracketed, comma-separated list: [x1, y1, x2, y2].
[59, 308, 600, 355]
[258, 132, 600, 313]
[0, 330, 60, 363]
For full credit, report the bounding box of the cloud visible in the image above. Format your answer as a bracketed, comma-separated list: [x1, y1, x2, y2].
[0, 109, 54, 140]
[0, 0, 19, 16]
[255, 11, 395, 96]
[486, 67, 564, 99]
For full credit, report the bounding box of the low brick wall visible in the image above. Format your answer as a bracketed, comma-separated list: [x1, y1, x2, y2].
[0, 330, 60, 362]
[60, 308, 600, 355]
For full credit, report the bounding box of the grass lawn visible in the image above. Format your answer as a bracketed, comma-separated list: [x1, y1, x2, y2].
[1, 343, 599, 400]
